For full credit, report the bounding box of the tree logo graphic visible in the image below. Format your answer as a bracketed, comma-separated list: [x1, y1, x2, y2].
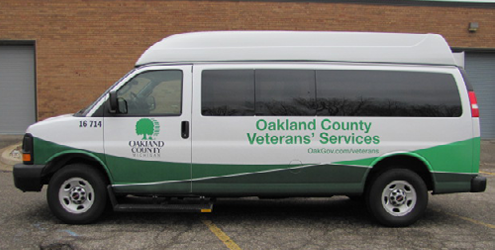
[135, 118, 160, 140]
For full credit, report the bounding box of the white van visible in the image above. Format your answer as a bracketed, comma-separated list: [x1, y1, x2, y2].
[13, 31, 486, 227]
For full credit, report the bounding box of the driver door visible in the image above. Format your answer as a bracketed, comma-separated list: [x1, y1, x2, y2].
[103, 65, 192, 194]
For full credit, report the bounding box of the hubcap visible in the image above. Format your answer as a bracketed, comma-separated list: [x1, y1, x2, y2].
[59, 177, 95, 214]
[69, 186, 87, 204]
[389, 188, 407, 206]
[381, 180, 416, 216]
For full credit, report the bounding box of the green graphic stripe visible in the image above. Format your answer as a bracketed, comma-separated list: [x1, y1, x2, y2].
[335, 137, 480, 174]
[33, 137, 106, 167]
[32, 137, 479, 188]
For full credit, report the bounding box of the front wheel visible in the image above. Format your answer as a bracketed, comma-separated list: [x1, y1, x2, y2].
[366, 169, 428, 227]
[47, 164, 108, 224]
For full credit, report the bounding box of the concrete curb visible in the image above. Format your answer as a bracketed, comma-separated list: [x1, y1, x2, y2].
[0, 143, 22, 171]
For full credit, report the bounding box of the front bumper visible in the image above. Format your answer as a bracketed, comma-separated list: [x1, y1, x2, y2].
[471, 175, 487, 192]
[13, 163, 45, 192]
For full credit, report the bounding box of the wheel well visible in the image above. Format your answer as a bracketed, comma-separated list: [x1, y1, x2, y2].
[365, 155, 434, 191]
[41, 154, 110, 185]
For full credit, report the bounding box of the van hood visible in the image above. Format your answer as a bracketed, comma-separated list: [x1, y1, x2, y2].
[26, 114, 76, 134]
[41, 114, 74, 122]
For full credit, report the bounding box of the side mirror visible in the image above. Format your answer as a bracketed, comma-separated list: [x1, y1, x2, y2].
[108, 90, 128, 114]
[108, 90, 119, 113]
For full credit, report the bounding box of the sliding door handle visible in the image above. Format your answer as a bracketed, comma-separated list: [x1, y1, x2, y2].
[181, 121, 189, 139]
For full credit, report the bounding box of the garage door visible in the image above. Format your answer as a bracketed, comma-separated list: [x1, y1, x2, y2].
[465, 52, 495, 139]
[0, 45, 36, 134]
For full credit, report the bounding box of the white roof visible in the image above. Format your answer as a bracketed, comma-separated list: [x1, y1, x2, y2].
[136, 31, 457, 66]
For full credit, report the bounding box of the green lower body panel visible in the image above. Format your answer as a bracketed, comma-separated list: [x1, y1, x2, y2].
[432, 172, 476, 194]
[113, 164, 369, 196]
[113, 182, 191, 195]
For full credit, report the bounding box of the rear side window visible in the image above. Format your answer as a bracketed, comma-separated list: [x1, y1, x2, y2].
[201, 69, 462, 117]
[255, 70, 316, 116]
[202, 70, 254, 116]
[316, 71, 462, 117]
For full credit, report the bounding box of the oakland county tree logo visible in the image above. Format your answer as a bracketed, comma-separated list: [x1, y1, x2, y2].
[135, 118, 160, 140]
[129, 118, 164, 158]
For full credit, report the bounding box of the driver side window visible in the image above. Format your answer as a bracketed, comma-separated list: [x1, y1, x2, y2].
[117, 70, 183, 116]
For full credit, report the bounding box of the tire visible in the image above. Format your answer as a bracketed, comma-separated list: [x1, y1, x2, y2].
[366, 169, 428, 227]
[47, 164, 108, 224]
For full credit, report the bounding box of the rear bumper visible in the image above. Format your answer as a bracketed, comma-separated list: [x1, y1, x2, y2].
[13, 163, 45, 192]
[471, 175, 487, 192]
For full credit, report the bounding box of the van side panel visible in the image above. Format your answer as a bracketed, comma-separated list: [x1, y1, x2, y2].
[190, 64, 477, 196]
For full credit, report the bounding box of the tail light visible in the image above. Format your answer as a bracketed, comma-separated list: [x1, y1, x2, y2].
[468, 91, 479, 118]
[22, 134, 34, 164]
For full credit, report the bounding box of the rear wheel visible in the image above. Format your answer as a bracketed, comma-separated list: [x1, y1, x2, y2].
[47, 164, 108, 224]
[366, 169, 428, 227]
